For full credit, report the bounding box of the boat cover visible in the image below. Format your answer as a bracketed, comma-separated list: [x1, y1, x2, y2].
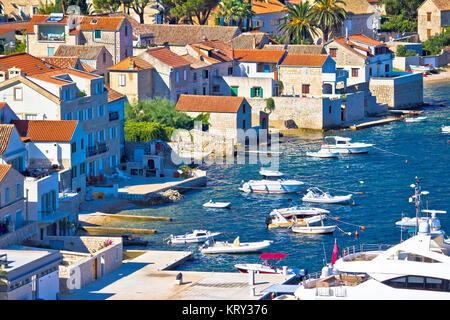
[260, 253, 289, 260]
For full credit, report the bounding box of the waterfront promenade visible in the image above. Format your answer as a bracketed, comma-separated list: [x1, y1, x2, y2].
[62, 250, 292, 300]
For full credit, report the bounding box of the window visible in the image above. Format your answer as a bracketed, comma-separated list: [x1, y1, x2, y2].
[176, 71, 179, 83]
[94, 30, 101, 39]
[302, 84, 310, 94]
[251, 87, 263, 98]
[80, 162, 86, 175]
[103, 52, 106, 63]
[183, 70, 187, 81]
[329, 105, 332, 114]
[228, 67, 233, 75]
[71, 166, 77, 178]
[13, 87, 23, 101]
[231, 86, 238, 96]
[329, 48, 337, 57]
[119, 74, 126, 86]
[81, 138, 84, 149]
[48, 47, 54, 56]
[71, 142, 76, 153]
[427, 12, 431, 22]
[16, 184, 21, 199]
[427, 29, 431, 38]
[5, 188, 9, 203]
[243, 119, 246, 129]
[385, 64, 389, 73]
[202, 70, 209, 79]
[77, 110, 83, 121]
[270, 19, 279, 26]
[242, 104, 246, 114]
[125, 25, 128, 37]
[369, 68, 372, 76]
[25, 114, 37, 120]
[193, 72, 197, 81]
[351, 68, 359, 77]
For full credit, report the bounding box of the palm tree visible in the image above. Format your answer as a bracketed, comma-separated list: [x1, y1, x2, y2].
[312, 0, 347, 43]
[213, 0, 253, 27]
[278, 2, 319, 45]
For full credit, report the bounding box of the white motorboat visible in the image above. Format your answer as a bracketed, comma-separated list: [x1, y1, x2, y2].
[266, 206, 330, 229]
[203, 199, 231, 208]
[239, 168, 304, 194]
[324, 136, 373, 154]
[405, 116, 427, 123]
[234, 253, 303, 275]
[291, 215, 337, 234]
[306, 146, 339, 158]
[442, 125, 450, 133]
[294, 221, 450, 300]
[200, 236, 272, 254]
[166, 229, 221, 244]
[409, 64, 433, 74]
[302, 187, 353, 204]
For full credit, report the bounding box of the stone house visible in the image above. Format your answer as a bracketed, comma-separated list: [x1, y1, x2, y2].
[25, 14, 133, 65]
[227, 31, 273, 50]
[0, 0, 42, 21]
[106, 87, 127, 158]
[0, 165, 26, 239]
[0, 28, 15, 52]
[108, 56, 153, 103]
[0, 68, 121, 178]
[417, 0, 450, 42]
[249, 0, 286, 37]
[278, 53, 348, 96]
[39, 56, 86, 72]
[54, 45, 113, 77]
[138, 47, 191, 102]
[324, 34, 394, 86]
[0, 124, 27, 173]
[175, 94, 252, 141]
[336, 0, 381, 40]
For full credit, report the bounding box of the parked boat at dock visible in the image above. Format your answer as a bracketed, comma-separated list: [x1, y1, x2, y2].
[166, 229, 221, 244]
[200, 236, 272, 254]
[203, 200, 231, 208]
[306, 146, 339, 158]
[324, 136, 373, 154]
[302, 187, 353, 204]
[291, 214, 337, 234]
[239, 169, 304, 193]
[409, 64, 433, 75]
[404, 116, 428, 123]
[234, 253, 302, 275]
[294, 221, 450, 300]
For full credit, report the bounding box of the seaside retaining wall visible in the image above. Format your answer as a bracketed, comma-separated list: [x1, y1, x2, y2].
[369, 73, 423, 109]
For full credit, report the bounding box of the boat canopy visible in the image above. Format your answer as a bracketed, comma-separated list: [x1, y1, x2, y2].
[325, 136, 352, 142]
[259, 169, 284, 177]
[260, 253, 289, 260]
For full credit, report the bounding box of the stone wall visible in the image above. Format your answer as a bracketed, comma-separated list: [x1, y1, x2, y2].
[247, 96, 342, 130]
[369, 72, 423, 109]
[393, 56, 421, 71]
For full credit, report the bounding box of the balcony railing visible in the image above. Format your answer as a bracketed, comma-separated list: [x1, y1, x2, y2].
[87, 143, 108, 157]
[38, 32, 65, 42]
[87, 146, 97, 157]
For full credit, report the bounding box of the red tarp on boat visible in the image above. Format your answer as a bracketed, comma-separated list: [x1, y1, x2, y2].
[259, 253, 289, 260]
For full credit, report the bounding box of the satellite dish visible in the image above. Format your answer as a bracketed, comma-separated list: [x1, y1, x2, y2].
[316, 37, 322, 45]
[66, 5, 81, 15]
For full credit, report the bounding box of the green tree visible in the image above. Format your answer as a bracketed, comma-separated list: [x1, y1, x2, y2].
[278, 2, 318, 44]
[265, 97, 275, 113]
[92, 0, 123, 13]
[123, 0, 151, 23]
[422, 28, 450, 56]
[396, 45, 416, 57]
[213, 0, 253, 27]
[125, 122, 174, 142]
[37, 0, 64, 14]
[125, 97, 194, 130]
[381, 0, 423, 20]
[380, 14, 417, 32]
[312, 0, 347, 43]
[170, 0, 220, 25]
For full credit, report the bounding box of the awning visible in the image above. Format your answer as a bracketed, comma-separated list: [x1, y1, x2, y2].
[259, 253, 289, 260]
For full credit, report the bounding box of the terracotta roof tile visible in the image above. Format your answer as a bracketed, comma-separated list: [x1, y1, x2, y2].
[0, 21, 30, 33]
[188, 40, 234, 64]
[332, 37, 372, 58]
[337, 0, 376, 15]
[108, 56, 153, 71]
[26, 15, 124, 34]
[106, 86, 126, 103]
[0, 124, 14, 155]
[0, 52, 58, 76]
[26, 14, 70, 33]
[80, 62, 97, 73]
[249, 0, 286, 14]
[54, 45, 106, 60]
[348, 34, 384, 46]
[0, 164, 13, 184]
[228, 32, 269, 49]
[144, 47, 191, 68]
[28, 68, 100, 87]
[12, 120, 78, 142]
[280, 53, 328, 66]
[176, 95, 245, 113]
[233, 49, 285, 62]
[40, 56, 80, 69]
[263, 44, 325, 54]
[429, 0, 450, 11]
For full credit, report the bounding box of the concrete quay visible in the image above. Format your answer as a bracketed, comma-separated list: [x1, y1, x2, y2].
[62, 250, 293, 300]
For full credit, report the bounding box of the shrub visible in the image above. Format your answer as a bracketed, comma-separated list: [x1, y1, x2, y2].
[265, 97, 275, 113]
[422, 28, 450, 56]
[125, 122, 175, 142]
[396, 45, 417, 57]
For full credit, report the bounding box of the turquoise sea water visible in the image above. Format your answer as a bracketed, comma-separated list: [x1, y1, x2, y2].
[120, 80, 450, 274]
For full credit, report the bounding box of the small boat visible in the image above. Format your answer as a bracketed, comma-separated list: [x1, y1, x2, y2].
[166, 229, 221, 244]
[404, 116, 427, 123]
[239, 168, 304, 193]
[442, 125, 450, 133]
[324, 136, 373, 154]
[291, 215, 337, 234]
[409, 64, 433, 75]
[234, 253, 300, 275]
[302, 187, 353, 204]
[203, 200, 231, 208]
[201, 236, 273, 254]
[306, 146, 339, 158]
[266, 206, 330, 229]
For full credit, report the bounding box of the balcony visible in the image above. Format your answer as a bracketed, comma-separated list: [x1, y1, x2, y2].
[37, 26, 66, 42]
[87, 143, 108, 157]
[322, 69, 348, 83]
[87, 146, 97, 157]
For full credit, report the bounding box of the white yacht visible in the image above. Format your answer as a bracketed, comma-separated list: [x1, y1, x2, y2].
[266, 206, 330, 229]
[302, 187, 353, 204]
[442, 125, 450, 133]
[239, 169, 304, 194]
[294, 221, 450, 300]
[324, 136, 373, 154]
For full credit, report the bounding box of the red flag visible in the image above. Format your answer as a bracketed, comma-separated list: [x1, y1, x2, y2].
[331, 239, 339, 266]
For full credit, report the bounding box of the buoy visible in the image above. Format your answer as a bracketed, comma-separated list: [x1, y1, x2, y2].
[335, 217, 340, 220]
[361, 226, 366, 231]
[346, 165, 349, 169]
[359, 181, 364, 184]
[352, 201, 356, 206]
[355, 230, 359, 239]
[405, 159, 408, 164]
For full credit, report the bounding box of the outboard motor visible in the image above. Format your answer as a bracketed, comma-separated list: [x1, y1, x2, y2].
[265, 216, 272, 228]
